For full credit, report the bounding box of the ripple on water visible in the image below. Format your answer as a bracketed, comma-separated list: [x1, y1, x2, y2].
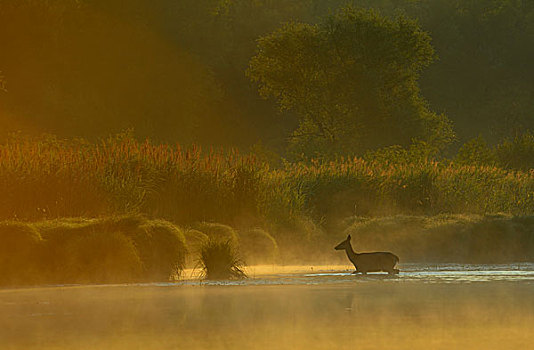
[147, 263, 534, 287]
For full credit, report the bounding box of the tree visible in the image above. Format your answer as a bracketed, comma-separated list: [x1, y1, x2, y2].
[248, 6, 454, 160]
[455, 136, 495, 166]
[495, 132, 534, 171]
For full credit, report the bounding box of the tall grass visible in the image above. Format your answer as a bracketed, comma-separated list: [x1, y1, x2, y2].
[0, 133, 268, 225]
[0, 132, 533, 285]
[0, 133, 532, 233]
[340, 214, 534, 263]
[199, 239, 246, 280]
[282, 159, 534, 226]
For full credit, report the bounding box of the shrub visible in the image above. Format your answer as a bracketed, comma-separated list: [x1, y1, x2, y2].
[131, 220, 187, 281]
[455, 136, 495, 166]
[194, 222, 239, 244]
[59, 229, 142, 284]
[495, 132, 534, 171]
[239, 228, 279, 264]
[183, 229, 209, 266]
[199, 239, 246, 280]
[36, 216, 186, 283]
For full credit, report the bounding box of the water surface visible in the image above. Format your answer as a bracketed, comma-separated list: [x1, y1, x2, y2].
[1, 264, 533, 350]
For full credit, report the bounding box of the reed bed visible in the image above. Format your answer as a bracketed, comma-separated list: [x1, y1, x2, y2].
[282, 159, 534, 226]
[0, 133, 532, 227]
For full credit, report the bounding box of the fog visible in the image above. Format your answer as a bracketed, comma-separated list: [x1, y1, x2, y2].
[1, 270, 534, 349]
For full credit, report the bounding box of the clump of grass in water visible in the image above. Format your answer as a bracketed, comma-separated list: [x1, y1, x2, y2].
[199, 239, 246, 280]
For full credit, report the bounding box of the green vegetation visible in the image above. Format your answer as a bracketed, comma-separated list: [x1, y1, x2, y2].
[0, 135, 532, 285]
[342, 214, 534, 263]
[199, 239, 246, 280]
[1, 134, 532, 224]
[0, 0, 532, 148]
[0, 1, 533, 285]
[457, 132, 534, 171]
[0, 216, 187, 286]
[248, 7, 453, 160]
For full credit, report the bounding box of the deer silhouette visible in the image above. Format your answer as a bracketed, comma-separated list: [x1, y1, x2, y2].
[335, 235, 399, 275]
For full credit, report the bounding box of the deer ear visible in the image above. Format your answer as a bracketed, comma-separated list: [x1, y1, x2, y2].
[347, 234, 351, 240]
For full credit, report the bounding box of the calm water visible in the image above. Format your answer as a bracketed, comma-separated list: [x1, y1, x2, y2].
[175, 263, 534, 286]
[1, 264, 534, 350]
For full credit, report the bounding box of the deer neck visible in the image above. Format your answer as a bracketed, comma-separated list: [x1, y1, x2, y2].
[345, 243, 359, 265]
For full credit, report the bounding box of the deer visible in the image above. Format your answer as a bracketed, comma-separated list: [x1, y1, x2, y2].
[334, 234, 399, 275]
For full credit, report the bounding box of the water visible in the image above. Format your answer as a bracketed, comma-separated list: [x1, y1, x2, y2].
[168, 263, 534, 286]
[1, 264, 534, 349]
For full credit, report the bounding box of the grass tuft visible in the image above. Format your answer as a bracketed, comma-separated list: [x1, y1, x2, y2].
[199, 239, 246, 280]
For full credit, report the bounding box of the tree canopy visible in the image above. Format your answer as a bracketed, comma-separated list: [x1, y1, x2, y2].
[248, 7, 454, 160]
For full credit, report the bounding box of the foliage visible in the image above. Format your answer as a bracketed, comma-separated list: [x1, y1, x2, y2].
[456, 136, 496, 166]
[341, 214, 534, 263]
[248, 6, 454, 159]
[239, 228, 279, 264]
[0, 133, 268, 225]
[0, 133, 532, 228]
[0, 0, 532, 150]
[455, 132, 534, 171]
[199, 239, 246, 280]
[495, 132, 534, 171]
[0, 216, 187, 286]
[194, 222, 240, 244]
[365, 140, 442, 165]
[281, 157, 534, 224]
[127, 219, 187, 281]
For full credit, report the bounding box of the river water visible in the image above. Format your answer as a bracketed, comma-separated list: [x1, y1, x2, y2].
[1, 264, 534, 349]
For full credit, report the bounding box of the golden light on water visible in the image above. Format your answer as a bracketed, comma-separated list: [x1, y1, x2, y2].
[1, 1, 533, 349]
[1, 277, 534, 350]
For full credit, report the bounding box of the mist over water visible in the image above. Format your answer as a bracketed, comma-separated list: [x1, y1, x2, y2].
[0, 1, 532, 349]
[2, 264, 534, 350]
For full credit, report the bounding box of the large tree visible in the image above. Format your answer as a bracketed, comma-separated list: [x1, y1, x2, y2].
[248, 6, 454, 160]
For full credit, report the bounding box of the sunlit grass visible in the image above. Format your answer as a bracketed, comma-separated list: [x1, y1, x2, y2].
[0, 133, 532, 274]
[198, 239, 246, 280]
[1, 133, 532, 226]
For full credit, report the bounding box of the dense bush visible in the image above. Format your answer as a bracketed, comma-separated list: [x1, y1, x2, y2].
[495, 132, 534, 171]
[0, 216, 187, 285]
[456, 132, 534, 171]
[455, 136, 496, 166]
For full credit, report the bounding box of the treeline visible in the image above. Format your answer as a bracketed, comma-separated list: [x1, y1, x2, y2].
[0, 0, 532, 151]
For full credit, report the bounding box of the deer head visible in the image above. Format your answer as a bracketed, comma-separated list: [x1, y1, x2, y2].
[334, 235, 352, 250]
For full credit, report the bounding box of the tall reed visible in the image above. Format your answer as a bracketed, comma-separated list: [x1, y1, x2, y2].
[0, 133, 532, 227]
